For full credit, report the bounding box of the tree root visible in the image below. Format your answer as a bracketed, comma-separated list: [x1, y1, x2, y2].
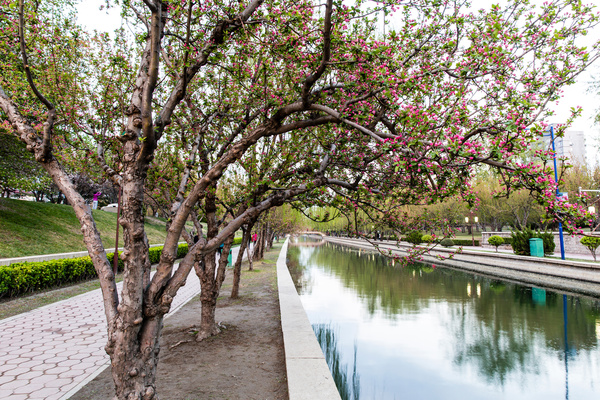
[195, 324, 221, 342]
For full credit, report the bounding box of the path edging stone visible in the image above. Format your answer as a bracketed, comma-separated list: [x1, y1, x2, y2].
[277, 238, 341, 400]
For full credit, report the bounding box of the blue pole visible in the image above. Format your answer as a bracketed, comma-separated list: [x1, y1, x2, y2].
[550, 126, 566, 260]
[563, 294, 569, 400]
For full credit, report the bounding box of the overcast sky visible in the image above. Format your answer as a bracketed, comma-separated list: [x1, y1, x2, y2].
[75, 0, 600, 165]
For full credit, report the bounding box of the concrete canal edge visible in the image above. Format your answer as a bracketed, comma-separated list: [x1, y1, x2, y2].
[277, 238, 342, 400]
[325, 237, 600, 298]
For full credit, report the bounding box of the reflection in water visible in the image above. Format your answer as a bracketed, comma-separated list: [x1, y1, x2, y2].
[313, 323, 360, 400]
[564, 294, 569, 400]
[288, 243, 600, 400]
[290, 234, 326, 247]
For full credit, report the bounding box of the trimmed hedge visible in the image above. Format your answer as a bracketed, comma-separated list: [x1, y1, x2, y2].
[440, 238, 455, 247]
[452, 239, 480, 246]
[0, 243, 189, 299]
[400, 237, 480, 246]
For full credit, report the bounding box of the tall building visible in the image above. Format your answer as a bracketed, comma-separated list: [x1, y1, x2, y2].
[542, 128, 588, 166]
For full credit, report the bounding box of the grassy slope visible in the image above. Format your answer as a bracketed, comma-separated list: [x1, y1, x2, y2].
[0, 198, 171, 258]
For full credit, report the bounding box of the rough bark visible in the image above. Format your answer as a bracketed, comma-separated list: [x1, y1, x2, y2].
[266, 226, 274, 250]
[108, 316, 163, 400]
[194, 234, 234, 341]
[253, 222, 267, 261]
[231, 221, 254, 299]
[192, 184, 236, 341]
[247, 239, 254, 271]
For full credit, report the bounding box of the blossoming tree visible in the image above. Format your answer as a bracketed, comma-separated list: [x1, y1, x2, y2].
[1, 0, 599, 398]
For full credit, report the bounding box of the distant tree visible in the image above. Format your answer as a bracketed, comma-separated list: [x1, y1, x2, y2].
[488, 235, 505, 252]
[0, 132, 51, 198]
[581, 236, 600, 261]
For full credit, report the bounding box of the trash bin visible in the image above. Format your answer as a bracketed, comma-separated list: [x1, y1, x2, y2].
[529, 238, 544, 257]
[227, 249, 233, 266]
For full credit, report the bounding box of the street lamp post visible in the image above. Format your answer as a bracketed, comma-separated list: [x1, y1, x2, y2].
[548, 126, 565, 260]
[589, 205, 598, 232]
[465, 216, 471, 245]
[474, 216, 478, 246]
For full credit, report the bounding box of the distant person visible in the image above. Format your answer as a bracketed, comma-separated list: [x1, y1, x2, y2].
[92, 192, 101, 210]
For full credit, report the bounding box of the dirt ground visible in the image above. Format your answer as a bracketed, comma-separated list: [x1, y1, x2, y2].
[71, 243, 287, 400]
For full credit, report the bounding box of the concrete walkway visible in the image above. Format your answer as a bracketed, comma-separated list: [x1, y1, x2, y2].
[0, 246, 246, 400]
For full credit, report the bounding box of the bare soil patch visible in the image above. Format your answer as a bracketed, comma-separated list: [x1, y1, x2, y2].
[71, 244, 287, 400]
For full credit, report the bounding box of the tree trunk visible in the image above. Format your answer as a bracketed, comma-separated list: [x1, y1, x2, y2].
[193, 230, 234, 341]
[197, 279, 220, 340]
[231, 222, 254, 299]
[247, 241, 254, 271]
[108, 316, 163, 400]
[253, 223, 266, 261]
[267, 229, 274, 250]
[247, 225, 254, 271]
[259, 225, 266, 259]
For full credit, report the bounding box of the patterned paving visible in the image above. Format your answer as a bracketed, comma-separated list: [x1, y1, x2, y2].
[0, 262, 203, 400]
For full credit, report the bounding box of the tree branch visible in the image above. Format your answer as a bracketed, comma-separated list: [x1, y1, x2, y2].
[18, 0, 54, 162]
[301, 0, 333, 107]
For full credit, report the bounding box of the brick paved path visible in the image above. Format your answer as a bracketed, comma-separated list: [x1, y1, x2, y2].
[0, 264, 202, 400]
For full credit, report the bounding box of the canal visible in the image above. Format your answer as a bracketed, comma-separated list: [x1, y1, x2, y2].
[287, 240, 600, 400]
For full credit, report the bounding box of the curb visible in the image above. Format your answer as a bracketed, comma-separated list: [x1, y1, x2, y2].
[277, 238, 341, 400]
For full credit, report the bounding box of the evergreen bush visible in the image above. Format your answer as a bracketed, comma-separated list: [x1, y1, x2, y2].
[452, 239, 480, 246]
[488, 235, 504, 252]
[440, 238, 455, 247]
[538, 232, 555, 255]
[405, 231, 423, 245]
[510, 229, 555, 256]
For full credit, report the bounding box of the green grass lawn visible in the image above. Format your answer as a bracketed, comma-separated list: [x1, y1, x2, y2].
[0, 198, 172, 258]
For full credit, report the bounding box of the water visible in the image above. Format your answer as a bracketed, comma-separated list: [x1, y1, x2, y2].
[287, 241, 600, 400]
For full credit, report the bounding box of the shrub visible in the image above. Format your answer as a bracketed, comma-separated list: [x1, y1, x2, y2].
[581, 236, 600, 262]
[452, 239, 480, 246]
[510, 229, 555, 256]
[421, 234, 433, 243]
[510, 228, 532, 255]
[0, 243, 189, 299]
[440, 238, 454, 247]
[538, 232, 555, 255]
[405, 231, 423, 245]
[488, 235, 505, 252]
